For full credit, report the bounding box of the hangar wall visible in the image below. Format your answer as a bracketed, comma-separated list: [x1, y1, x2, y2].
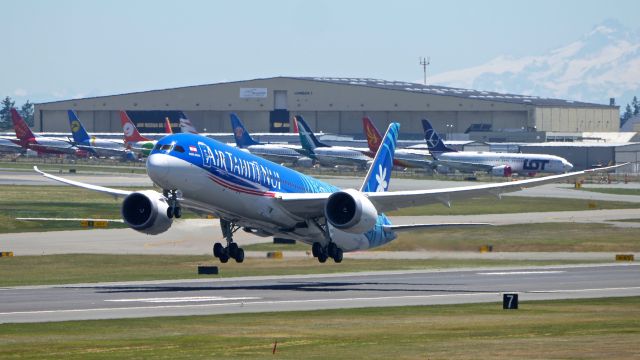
[34, 77, 619, 138]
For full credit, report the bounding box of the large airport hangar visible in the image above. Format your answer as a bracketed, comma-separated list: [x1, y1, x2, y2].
[33, 77, 619, 139]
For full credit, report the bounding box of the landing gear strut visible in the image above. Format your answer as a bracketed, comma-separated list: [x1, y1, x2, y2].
[163, 189, 182, 219]
[213, 219, 244, 263]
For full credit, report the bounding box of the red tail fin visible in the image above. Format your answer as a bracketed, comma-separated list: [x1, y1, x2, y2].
[362, 116, 382, 152]
[164, 117, 173, 134]
[292, 116, 299, 133]
[120, 111, 150, 143]
[11, 108, 36, 141]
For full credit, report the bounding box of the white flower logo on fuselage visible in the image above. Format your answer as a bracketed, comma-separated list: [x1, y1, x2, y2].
[375, 164, 387, 192]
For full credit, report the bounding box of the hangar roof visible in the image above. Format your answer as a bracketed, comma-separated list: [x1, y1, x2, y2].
[36, 76, 614, 109]
[294, 77, 613, 108]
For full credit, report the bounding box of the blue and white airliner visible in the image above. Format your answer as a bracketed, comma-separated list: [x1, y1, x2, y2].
[423, 119, 574, 176]
[35, 123, 620, 264]
[67, 110, 133, 159]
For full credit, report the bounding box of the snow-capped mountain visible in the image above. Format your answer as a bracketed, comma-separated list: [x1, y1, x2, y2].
[428, 20, 640, 109]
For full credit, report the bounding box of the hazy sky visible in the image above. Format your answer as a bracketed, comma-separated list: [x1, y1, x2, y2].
[3, 0, 639, 104]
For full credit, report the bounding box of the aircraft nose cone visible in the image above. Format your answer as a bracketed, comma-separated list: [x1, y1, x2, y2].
[146, 153, 169, 181]
[564, 161, 574, 172]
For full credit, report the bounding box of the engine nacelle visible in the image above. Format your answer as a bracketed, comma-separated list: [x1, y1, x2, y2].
[324, 189, 378, 234]
[491, 165, 512, 177]
[121, 190, 173, 235]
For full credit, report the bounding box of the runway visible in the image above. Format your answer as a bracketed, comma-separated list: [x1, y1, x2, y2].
[1, 264, 638, 323]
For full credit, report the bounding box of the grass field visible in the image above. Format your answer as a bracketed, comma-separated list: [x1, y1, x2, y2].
[0, 297, 637, 359]
[386, 222, 640, 252]
[577, 187, 640, 196]
[0, 254, 602, 287]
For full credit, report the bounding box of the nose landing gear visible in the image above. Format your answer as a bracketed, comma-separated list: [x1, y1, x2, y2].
[163, 189, 182, 219]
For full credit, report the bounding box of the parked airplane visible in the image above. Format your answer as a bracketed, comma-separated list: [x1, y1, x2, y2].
[10, 108, 83, 156]
[295, 115, 372, 169]
[164, 118, 173, 134]
[35, 122, 620, 264]
[67, 110, 133, 159]
[179, 116, 198, 134]
[362, 116, 432, 169]
[231, 113, 313, 167]
[422, 119, 574, 176]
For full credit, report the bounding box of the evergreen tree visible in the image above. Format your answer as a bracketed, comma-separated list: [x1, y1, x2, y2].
[20, 100, 34, 127]
[0, 96, 16, 130]
[632, 96, 639, 116]
[621, 103, 633, 127]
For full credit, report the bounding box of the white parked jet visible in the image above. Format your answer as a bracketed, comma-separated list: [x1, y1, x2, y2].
[35, 122, 620, 264]
[422, 119, 574, 176]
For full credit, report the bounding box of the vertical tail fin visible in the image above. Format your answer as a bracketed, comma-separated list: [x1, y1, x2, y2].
[164, 118, 173, 134]
[119, 111, 150, 144]
[292, 116, 299, 133]
[67, 110, 91, 143]
[10, 108, 36, 141]
[179, 113, 198, 134]
[294, 115, 328, 153]
[362, 116, 383, 153]
[230, 113, 260, 148]
[421, 119, 455, 155]
[361, 123, 400, 192]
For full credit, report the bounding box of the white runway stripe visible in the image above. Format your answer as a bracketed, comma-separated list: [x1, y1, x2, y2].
[477, 271, 565, 275]
[105, 296, 260, 303]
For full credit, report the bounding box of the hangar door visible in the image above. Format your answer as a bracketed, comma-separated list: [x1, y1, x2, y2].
[270, 90, 290, 133]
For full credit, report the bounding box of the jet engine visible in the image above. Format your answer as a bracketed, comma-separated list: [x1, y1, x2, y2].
[324, 189, 378, 234]
[121, 190, 173, 235]
[295, 156, 314, 168]
[491, 165, 512, 177]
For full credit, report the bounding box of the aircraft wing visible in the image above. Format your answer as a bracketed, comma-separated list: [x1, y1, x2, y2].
[34, 166, 132, 198]
[274, 164, 624, 217]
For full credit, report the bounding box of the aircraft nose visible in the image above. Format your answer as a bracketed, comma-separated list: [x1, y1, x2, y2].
[564, 161, 574, 172]
[146, 153, 169, 180]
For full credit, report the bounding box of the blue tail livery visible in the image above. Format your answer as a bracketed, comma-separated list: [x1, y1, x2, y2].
[421, 119, 455, 155]
[230, 113, 260, 148]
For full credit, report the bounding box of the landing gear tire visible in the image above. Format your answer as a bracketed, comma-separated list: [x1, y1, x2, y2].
[228, 242, 239, 258]
[332, 248, 343, 263]
[312, 242, 322, 258]
[234, 248, 245, 263]
[328, 243, 338, 258]
[166, 207, 174, 219]
[318, 253, 328, 263]
[213, 242, 223, 258]
[219, 250, 230, 263]
[174, 206, 182, 219]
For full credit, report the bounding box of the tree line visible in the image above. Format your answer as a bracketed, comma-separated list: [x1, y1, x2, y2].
[0, 96, 34, 130]
[620, 96, 640, 128]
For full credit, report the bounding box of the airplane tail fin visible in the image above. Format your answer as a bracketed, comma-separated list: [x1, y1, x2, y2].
[179, 113, 198, 134]
[292, 116, 299, 133]
[362, 116, 383, 153]
[164, 117, 173, 134]
[294, 115, 329, 153]
[119, 111, 150, 144]
[360, 122, 400, 193]
[67, 110, 91, 143]
[230, 113, 260, 148]
[421, 119, 455, 156]
[10, 108, 36, 141]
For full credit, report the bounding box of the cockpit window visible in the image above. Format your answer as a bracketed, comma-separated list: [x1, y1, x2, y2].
[161, 144, 173, 151]
[154, 143, 162, 150]
[173, 145, 185, 153]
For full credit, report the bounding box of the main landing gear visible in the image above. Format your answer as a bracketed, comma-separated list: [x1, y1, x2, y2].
[163, 189, 182, 219]
[312, 242, 343, 263]
[213, 219, 244, 263]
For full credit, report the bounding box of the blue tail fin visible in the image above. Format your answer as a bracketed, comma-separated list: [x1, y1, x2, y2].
[421, 119, 455, 155]
[294, 115, 329, 153]
[67, 110, 91, 143]
[360, 123, 400, 193]
[230, 113, 260, 148]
